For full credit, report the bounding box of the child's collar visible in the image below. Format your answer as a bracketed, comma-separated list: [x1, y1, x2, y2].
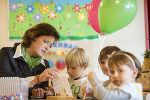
[73, 75, 86, 80]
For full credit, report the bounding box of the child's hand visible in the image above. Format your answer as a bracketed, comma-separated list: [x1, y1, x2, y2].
[87, 72, 97, 80]
[45, 86, 55, 96]
[82, 86, 93, 97]
[32, 88, 45, 98]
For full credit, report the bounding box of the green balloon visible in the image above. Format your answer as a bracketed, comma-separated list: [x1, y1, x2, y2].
[98, 0, 137, 34]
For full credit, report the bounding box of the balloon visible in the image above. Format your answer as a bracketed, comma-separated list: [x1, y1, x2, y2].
[87, 0, 101, 33]
[98, 0, 137, 33]
[55, 59, 65, 70]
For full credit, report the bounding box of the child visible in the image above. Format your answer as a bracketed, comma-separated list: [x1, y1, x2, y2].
[98, 46, 120, 87]
[65, 48, 92, 99]
[81, 46, 120, 96]
[87, 51, 143, 100]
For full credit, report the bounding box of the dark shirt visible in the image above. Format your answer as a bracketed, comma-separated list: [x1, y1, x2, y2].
[0, 43, 50, 98]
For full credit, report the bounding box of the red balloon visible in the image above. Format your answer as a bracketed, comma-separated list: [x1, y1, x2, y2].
[55, 59, 66, 70]
[87, 0, 101, 33]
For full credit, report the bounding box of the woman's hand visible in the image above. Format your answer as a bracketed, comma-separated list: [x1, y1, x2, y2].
[29, 68, 59, 87]
[32, 88, 45, 98]
[39, 68, 59, 82]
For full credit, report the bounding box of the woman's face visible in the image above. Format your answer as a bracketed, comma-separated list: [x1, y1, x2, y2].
[29, 36, 55, 57]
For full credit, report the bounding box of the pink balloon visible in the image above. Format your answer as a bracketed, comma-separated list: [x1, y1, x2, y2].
[87, 0, 101, 33]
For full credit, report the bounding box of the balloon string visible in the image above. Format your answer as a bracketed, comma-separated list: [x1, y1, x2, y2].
[99, 33, 107, 51]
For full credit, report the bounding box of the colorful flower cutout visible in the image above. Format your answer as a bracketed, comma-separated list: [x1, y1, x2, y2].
[18, 3, 23, 8]
[10, 3, 18, 11]
[49, 2, 55, 7]
[66, 13, 71, 19]
[84, 4, 90, 11]
[66, 5, 71, 10]
[19, 31, 24, 36]
[77, 13, 86, 21]
[28, 23, 32, 26]
[13, 25, 17, 30]
[40, 5, 49, 13]
[26, 5, 34, 13]
[66, 30, 72, 35]
[73, 5, 81, 13]
[33, 13, 42, 22]
[48, 11, 56, 20]
[17, 13, 26, 23]
[75, 24, 80, 29]
[34, 2, 41, 8]
[55, 4, 64, 12]
[59, 25, 63, 30]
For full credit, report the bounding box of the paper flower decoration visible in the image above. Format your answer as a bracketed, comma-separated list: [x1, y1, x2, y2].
[77, 13, 86, 21]
[66, 5, 71, 10]
[50, 2, 55, 7]
[33, 13, 42, 22]
[66, 13, 71, 19]
[18, 3, 23, 8]
[75, 24, 80, 29]
[66, 30, 71, 35]
[10, 3, 18, 11]
[40, 5, 49, 13]
[28, 23, 32, 26]
[26, 5, 34, 13]
[48, 11, 56, 20]
[19, 31, 24, 36]
[59, 25, 63, 30]
[17, 13, 26, 23]
[13, 25, 17, 30]
[73, 5, 81, 13]
[55, 4, 64, 13]
[84, 4, 90, 11]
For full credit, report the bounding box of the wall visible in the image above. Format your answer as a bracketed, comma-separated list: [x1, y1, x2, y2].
[0, 0, 17, 46]
[0, 0, 146, 81]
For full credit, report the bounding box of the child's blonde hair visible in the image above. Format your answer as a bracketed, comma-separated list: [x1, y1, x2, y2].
[65, 48, 89, 68]
[108, 51, 141, 79]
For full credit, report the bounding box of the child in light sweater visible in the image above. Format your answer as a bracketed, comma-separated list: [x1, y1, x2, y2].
[85, 51, 143, 100]
[98, 46, 120, 87]
[65, 48, 93, 99]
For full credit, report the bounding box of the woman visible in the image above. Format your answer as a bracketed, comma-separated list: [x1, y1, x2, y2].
[0, 23, 60, 98]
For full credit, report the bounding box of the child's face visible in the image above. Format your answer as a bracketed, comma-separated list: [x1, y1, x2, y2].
[99, 59, 110, 76]
[110, 64, 135, 86]
[67, 64, 85, 80]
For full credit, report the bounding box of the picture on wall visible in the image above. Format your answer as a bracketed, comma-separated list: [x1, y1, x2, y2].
[9, 0, 99, 40]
